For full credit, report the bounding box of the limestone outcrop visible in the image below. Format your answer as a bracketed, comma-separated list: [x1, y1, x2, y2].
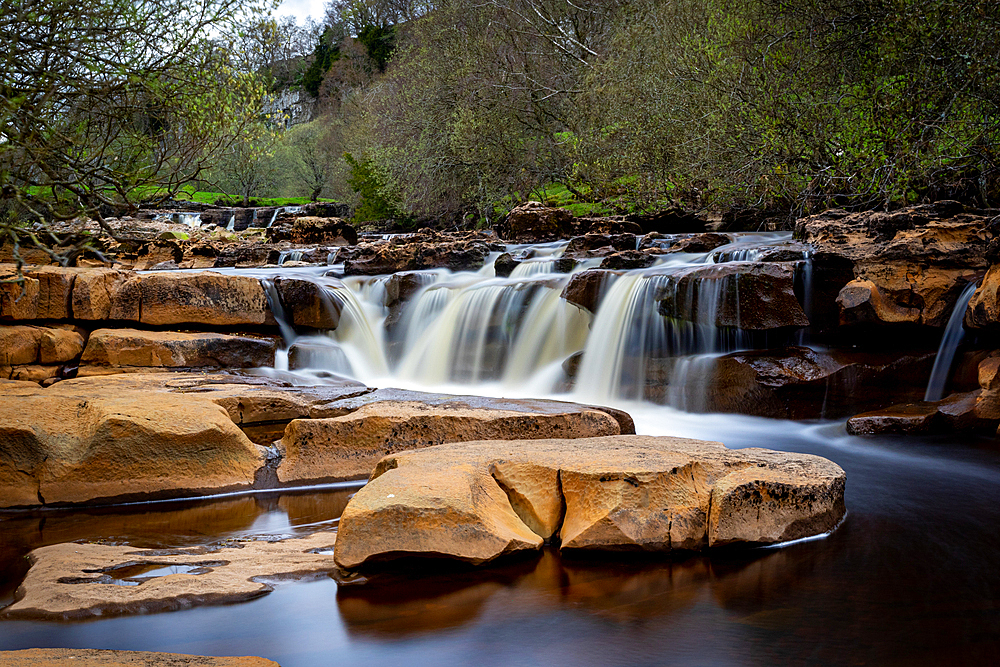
[333, 436, 846, 571]
[80, 329, 277, 369]
[3, 532, 338, 620]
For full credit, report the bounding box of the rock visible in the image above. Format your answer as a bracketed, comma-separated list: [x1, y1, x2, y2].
[846, 403, 942, 435]
[600, 250, 657, 270]
[564, 233, 637, 256]
[798, 203, 992, 328]
[0, 384, 264, 507]
[0, 326, 42, 365]
[1, 365, 60, 383]
[38, 328, 85, 364]
[654, 263, 809, 330]
[341, 240, 491, 275]
[496, 201, 574, 242]
[560, 270, 618, 313]
[80, 329, 276, 369]
[71, 268, 132, 320]
[709, 347, 935, 419]
[668, 233, 733, 254]
[278, 397, 624, 485]
[3, 532, 338, 620]
[965, 264, 1000, 329]
[132, 272, 271, 326]
[274, 277, 341, 329]
[267, 216, 358, 245]
[0, 649, 277, 667]
[158, 230, 190, 241]
[0, 274, 40, 320]
[494, 252, 519, 277]
[22, 266, 77, 319]
[333, 436, 846, 570]
[625, 208, 707, 234]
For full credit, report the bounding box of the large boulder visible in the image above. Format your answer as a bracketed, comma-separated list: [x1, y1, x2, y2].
[0, 385, 264, 507]
[333, 436, 846, 571]
[71, 268, 133, 320]
[654, 263, 809, 330]
[496, 201, 575, 242]
[708, 346, 935, 419]
[80, 329, 276, 369]
[340, 240, 491, 275]
[560, 269, 618, 313]
[797, 202, 993, 328]
[267, 216, 358, 245]
[131, 272, 271, 326]
[278, 397, 625, 485]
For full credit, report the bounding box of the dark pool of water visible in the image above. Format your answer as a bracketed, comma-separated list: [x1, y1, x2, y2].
[1, 417, 998, 666]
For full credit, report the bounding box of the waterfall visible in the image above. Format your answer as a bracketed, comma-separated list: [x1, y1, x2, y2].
[278, 250, 304, 266]
[924, 281, 979, 402]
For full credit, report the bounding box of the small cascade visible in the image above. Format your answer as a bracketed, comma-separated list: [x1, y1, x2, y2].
[278, 250, 304, 266]
[509, 259, 559, 278]
[924, 281, 979, 402]
[318, 278, 389, 379]
[177, 212, 202, 228]
[225, 214, 236, 232]
[268, 206, 304, 228]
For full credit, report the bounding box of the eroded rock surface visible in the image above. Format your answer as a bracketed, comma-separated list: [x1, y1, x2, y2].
[81, 329, 277, 369]
[4, 532, 338, 620]
[333, 436, 846, 570]
[0, 649, 277, 667]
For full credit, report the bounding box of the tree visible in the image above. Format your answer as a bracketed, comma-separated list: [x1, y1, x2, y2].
[0, 0, 275, 269]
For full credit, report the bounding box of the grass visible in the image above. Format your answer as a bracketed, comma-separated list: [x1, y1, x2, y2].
[172, 188, 339, 207]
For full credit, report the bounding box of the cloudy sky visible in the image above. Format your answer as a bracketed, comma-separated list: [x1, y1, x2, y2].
[275, 0, 327, 23]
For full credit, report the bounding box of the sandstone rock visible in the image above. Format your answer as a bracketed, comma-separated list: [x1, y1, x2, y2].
[278, 398, 623, 485]
[72, 268, 132, 320]
[267, 216, 358, 245]
[38, 327, 85, 364]
[0, 326, 42, 365]
[496, 201, 574, 242]
[668, 233, 732, 254]
[0, 275, 39, 320]
[22, 266, 77, 319]
[1, 365, 60, 382]
[0, 650, 277, 667]
[654, 263, 809, 330]
[798, 203, 993, 328]
[560, 269, 618, 313]
[274, 277, 342, 329]
[384, 271, 436, 307]
[965, 264, 1000, 329]
[0, 385, 264, 507]
[135, 272, 271, 326]
[340, 240, 491, 275]
[494, 253, 519, 278]
[600, 250, 657, 270]
[81, 329, 276, 369]
[333, 436, 846, 570]
[837, 278, 922, 325]
[709, 347, 935, 419]
[624, 208, 707, 234]
[564, 233, 637, 256]
[846, 403, 942, 435]
[3, 532, 338, 620]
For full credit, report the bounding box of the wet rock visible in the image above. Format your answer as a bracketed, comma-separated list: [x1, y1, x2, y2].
[80, 329, 277, 369]
[837, 279, 922, 325]
[564, 233, 637, 256]
[625, 208, 707, 235]
[340, 240, 491, 275]
[600, 251, 657, 270]
[3, 532, 338, 620]
[668, 233, 733, 254]
[560, 270, 618, 313]
[494, 252, 520, 278]
[333, 436, 846, 570]
[384, 272, 436, 307]
[965, 265, 1000, 329]
[274, 277, 342, 330]
[798, 203, 993, 328]
[267, 216, 358, 245]
[846, 403, 942, 435]
[278, 397, 624, 485]
[709, 347, 936, 419]
[655, 263, 808, 330]
[0, 650, 277, 667]
[496, 201, 575, 242]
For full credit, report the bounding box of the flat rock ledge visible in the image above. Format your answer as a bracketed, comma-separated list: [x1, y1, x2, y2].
[0, 650, 277, 667]
[333, 436, 846, 572]
[3, 532, 337, 621]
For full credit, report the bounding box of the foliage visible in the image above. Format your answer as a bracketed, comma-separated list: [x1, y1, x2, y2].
[357, 24, 396, 72]
[344, 152, 400, 221]
[0, 0, 276, 268]
[303, 27, 343, 97]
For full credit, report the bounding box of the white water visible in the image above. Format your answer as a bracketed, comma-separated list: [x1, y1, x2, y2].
[237, 232, 820, 412]
[924, 281, 979, 402]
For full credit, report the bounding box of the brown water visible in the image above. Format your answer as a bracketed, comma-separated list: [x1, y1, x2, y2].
[1, 421, 999, 666]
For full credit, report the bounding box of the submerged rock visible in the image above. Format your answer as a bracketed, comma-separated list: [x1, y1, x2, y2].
[333, 436, 846, 571]
[0, 650, 278, 666]
[3, 532, 338, 620]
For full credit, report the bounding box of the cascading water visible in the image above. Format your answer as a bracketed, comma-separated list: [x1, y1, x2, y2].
[924, 281, 979, 402]
[240, 231, 811, 411]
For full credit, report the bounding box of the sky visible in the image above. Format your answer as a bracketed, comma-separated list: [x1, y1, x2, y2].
[275, 0, 328, 23]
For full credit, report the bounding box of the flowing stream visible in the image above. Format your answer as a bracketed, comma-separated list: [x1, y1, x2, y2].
[1, 233, 998, 665]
